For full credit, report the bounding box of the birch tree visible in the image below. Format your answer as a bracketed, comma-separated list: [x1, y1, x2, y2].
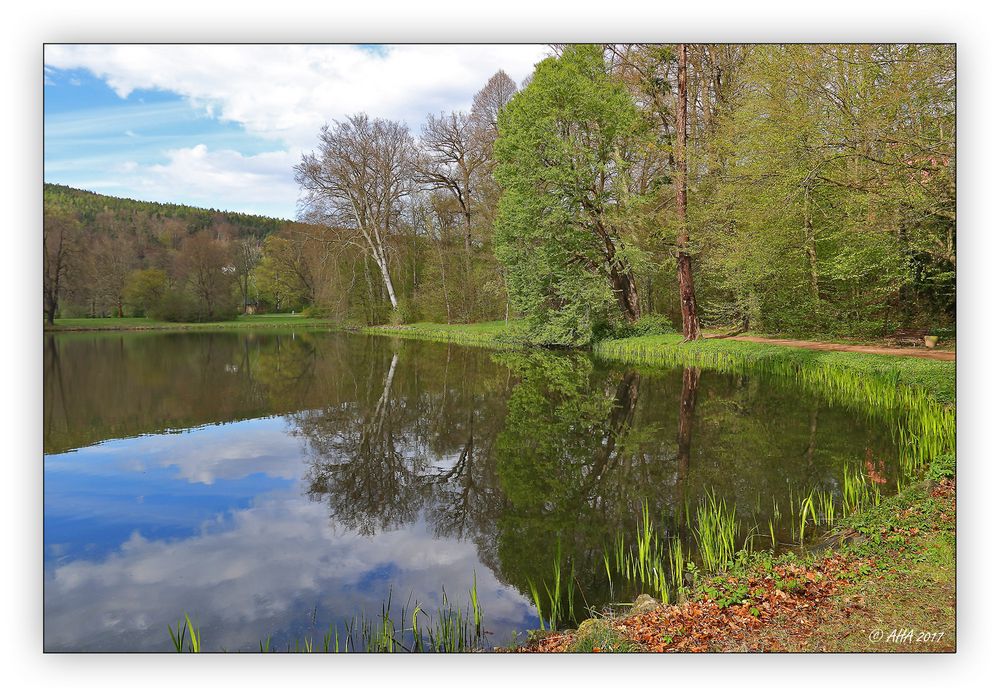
[295, 114, 417, 312]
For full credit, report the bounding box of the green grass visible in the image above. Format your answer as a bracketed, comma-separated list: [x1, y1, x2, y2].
[46, 313, 340, 333]
[566, 619, 643, 653]
[361, 320, 528, 348]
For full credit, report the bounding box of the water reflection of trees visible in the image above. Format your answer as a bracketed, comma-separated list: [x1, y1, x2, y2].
[44, 331, 332, 453]
[49, 329, 899, 610]
[295, 342, 512, 547]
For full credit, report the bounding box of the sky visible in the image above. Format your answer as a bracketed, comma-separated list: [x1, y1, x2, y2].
[43, 45, 550, 219]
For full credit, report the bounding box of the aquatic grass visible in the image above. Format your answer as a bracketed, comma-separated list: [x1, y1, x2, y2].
[669, 535, 685, 597]
[527, 580, 546, 631]
[168, 613, 202, 653]
[594, 503, 683, 610]
[695, 491, 739, 572]
[842, 463, 882, 518]
[178, 578, 487, 653]
[799, 494, 816, 543]
[816, 490, 836, 524]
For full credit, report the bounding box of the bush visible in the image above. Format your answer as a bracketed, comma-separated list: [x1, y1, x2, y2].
[149, 288, 238, 323]
[592, 313, 677, 342]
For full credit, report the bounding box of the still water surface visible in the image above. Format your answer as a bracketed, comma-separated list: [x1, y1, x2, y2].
[43, 330, 899, 651]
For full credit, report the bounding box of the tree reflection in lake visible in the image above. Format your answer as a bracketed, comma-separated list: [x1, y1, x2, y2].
[44, 331, 903, 649]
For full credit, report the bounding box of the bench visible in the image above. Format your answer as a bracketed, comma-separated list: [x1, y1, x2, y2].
[889, 328, 931, 347]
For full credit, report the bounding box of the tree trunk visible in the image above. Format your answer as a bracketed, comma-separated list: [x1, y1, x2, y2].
[675, 43, 702, 341]
[611, 264, 641, 323]
[374, 253, 399, 311]
[804, 184, 820, 304]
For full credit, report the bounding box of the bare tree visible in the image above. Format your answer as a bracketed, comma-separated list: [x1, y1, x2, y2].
[176, 231, 234, 318]
[470, 70, 518, 140]
[415, 111, 488, 254]
[43, 211, 80, 325]
[93, 233, 136, 317]
[295, 113, 417, 311]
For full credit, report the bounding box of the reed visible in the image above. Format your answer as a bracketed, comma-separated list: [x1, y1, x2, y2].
[180, 577, 487, 653]
[695, 491, 739, 572]
[842, 463, 882, 518]
[168, 613, 202, 653]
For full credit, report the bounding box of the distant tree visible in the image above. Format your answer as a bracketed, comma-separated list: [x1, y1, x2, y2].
[295, 114, 417, 312]
[255, 234, 314, 310]
[232, 236, 263, 311]
[175, 231, 236, 319]
[92, 231, 137, 317]
[416, 111, 489, 254]
[123, 268, 169, 317]
[471, 70, 518, 139]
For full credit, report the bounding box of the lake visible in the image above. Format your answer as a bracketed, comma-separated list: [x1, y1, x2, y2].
[43, 330, 900, 651]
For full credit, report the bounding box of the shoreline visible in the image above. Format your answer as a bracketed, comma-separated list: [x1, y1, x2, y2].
[43, 317, 341, 333]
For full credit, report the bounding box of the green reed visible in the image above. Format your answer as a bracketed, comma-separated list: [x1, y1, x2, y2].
[168, 613, 202, 653]
[178, 577, 486, 653]
[842, 463, 882, 518]
[695, 491, 739, 572]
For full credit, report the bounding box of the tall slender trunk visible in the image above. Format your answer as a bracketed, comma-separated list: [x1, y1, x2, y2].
[374, 252, 398, 311]
[804, 184, 820, 304]
[435, 233, 452, 323]
[675, 43, 701, 341]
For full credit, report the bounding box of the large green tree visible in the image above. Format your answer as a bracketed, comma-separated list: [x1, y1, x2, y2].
[494, 44, 654, 346]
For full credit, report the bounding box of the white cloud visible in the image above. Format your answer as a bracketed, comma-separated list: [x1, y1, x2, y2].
[45, 45, 549, 216]
[44, 491, 534, 651]
[123, 144, 300, 216]
[44, 45, 549, 151]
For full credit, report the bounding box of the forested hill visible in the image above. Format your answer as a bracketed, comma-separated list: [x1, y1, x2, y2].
[43, 183, 290, 238]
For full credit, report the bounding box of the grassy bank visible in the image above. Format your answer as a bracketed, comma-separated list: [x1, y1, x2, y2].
[522, 475, 956, 653]
[361, 320, 527, 347]
[361, 321, 954, 403]
[44, 314, 340, 333]
[593, 333, 954, 405]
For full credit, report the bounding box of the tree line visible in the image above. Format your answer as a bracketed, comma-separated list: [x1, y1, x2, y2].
[44, 44, 955, 342]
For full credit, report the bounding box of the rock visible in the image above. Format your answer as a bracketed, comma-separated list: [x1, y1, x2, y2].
[574, 618, 609, 640]
[631, 593, 659, 615]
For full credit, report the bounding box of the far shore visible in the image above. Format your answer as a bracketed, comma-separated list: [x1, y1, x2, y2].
[44, 314, 340, 333]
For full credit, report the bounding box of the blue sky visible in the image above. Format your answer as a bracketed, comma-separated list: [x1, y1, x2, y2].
[44, 45, 548, 218]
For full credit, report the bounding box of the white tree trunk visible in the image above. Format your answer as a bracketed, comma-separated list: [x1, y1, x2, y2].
[375, 255, 398, 310]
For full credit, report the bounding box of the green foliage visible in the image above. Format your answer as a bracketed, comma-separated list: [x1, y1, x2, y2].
[494, 45, 653, 346]
[928, 453, 956, 481]
[123, 268, 168, 317]
[698, 45, 955, 336]
[44, 184, 287, 235]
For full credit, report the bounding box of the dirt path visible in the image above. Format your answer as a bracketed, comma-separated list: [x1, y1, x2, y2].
[712, 335, 955, 362]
